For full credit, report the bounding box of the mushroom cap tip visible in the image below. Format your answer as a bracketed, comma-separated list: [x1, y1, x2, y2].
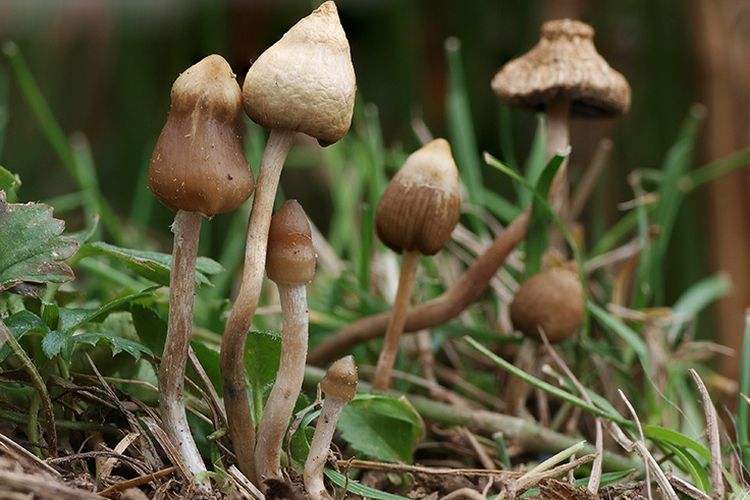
[321, 355, 358, 401]
[267, 200, 316, 285]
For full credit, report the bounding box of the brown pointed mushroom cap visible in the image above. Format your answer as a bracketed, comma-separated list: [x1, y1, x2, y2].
[321, 355, 358, 402]
[267, 200, 316, 285]
[242, 1, 356, 146]
[149, 55, 254, 216]
[491, 19, 630, 118]
[376, 138, 462, 256]
[510, 265, 584, 343]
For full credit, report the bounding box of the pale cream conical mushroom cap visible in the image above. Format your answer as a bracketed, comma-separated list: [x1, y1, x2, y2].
[491, 19, 630, 118]
[242, 1, 356, 146]
[376, 138, 462, 256]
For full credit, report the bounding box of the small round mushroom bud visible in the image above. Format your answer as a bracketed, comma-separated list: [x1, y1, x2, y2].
[371, 138, 462, 392]
[305, 356, 358, 500]
[223, 4, 356, 480]
[151, 55, 252, 492]
[255, 200, 316, 487]
[375, 138, 462, 256]
[149, 54, 254, 216]
[491, 19, 630, 213]
[242, 1, 356, 147]
[510, 265, 584, 343]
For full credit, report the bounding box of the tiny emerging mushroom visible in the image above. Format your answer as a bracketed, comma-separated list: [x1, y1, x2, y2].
[304, 356, 358, 500]
[220, 2, 356, 482]
[149, 54, 254, 489]
[491, 19, 630, 211]
[255, 200, 316, 488]
[371, 138, 461, 392]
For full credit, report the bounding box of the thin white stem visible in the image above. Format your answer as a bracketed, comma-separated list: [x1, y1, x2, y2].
[304, 397, 346, 500]
[158, 209, 209, 489]
[372, 250, 420, 392]
[545, 96, 571, 214]
[220, 128, 295, 483]
[255, 284, 309, 485]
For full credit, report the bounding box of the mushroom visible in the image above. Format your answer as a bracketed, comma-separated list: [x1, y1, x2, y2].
[255, 200, 316, 486]
[491, 19, 630, 209]
[220, 1, 355, 482]
[371, 138, 461, 392]
[510, 264, 584, 343]
[304, 356, 358, 500]
[149, 54, 254, 488]
[505, 263, 584, 415]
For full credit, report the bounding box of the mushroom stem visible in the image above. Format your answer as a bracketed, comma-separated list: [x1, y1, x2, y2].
[255, 283, 309, 484]
[545, 96, 571, 213]
[304, 396, 346, 500]
[372, 250, 420, 392]
[158, 209, 209, 488]
[308, 210, 530, 365]
[221, 128, 295, 482]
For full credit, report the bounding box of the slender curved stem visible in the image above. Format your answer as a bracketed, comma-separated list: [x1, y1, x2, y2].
[255, 284, 308, 485]
[221, 128, 295, 483]
[372, 250, 420, 392]
[307, 210, 530, 365]
[304, 397, 345, 500]
[158, 209, 209, 489]
[545, 96, 571, 217]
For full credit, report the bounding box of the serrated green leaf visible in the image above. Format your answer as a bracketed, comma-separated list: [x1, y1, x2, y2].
[245, 330, 282, 407]
[337, 394, 424, 463]
[71, 332, 152, 360]
[75, 241, 223, 288]
[0, 192, 78, 291]
[41, 330, 68, 358]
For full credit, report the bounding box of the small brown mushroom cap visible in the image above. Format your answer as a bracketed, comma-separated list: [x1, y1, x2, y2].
[375, 138, 462, 256]
[149, 55, 254, 216]
[242, 1, 356, 146]
[321, 355, 358, 402]
[267, 200, 316, 285]
[510, 265, 584, 343]
[491, 19, 630, 118]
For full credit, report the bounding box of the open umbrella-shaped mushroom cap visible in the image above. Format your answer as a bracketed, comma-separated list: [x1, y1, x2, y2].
[267, 200, 316, 285]
[242, 1, 356, 146]
[375, 138, 462, 256]
[491, 19, 630, 118]
[149, 55, 254, 216]
[321, 355, 358, 402]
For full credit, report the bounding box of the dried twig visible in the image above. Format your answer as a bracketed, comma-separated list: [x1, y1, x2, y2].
[689, 369, 724, 500]
[98, 466, 178, 498]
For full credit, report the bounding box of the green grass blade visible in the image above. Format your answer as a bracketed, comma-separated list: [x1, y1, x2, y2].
[520, 116, 546, 207]
[668, 273, 730, 343]
[325, 469, 410, 500]
[687, 147, 750, 190]
[445, 38, 484, 221]
[587, 301, 648, 364]
[525, 153, 565, 277]
[738, 311, 750, 470]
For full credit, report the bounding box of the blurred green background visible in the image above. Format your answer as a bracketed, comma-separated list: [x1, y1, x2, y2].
[2, 0, 748, 370]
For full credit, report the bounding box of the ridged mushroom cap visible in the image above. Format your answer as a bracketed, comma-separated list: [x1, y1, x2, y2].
[321, 355, 358, 401]
[149, 55, 254, 216]
[491, 19, 631, 118]
[266, 200, 316, 285]
[510, 265, 584, 343]
[242, 1, 356, 146]
[375, 139, 462, 256]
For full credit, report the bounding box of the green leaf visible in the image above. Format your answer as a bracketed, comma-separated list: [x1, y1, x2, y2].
[41, 330, 68, 359]
[245, 330, 282, 409]
[669, 273, 731, 342]
[131, 304, 167, 356]
[0, 192, 78, 291]
[70, 332, 152, 360]
[0, 167, 20, 202]
[0, 310, 48, 362]
[525, 152, 566, 277]
[75, 241, 223, 288]
[587, 301, 649, 364]
[61, 289, 155, 334]
[337, 394, 424, 463]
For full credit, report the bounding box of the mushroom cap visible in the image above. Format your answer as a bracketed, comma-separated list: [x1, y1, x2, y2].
[242, 1, 356, 146]
[149, 55, 254, 216]
[510, 265, 584, 343]
[321, 355, 358, 401]
[375, 138, 462, 256]
[267, 200, 316, 285]
[491, 19, 631, 118]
